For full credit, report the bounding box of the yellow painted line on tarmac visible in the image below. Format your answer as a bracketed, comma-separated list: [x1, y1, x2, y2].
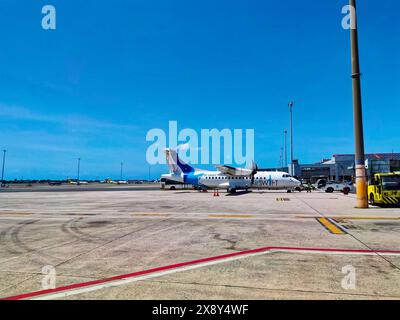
[208, 214, 254, 219]
[132, 213, 170, 217]
[0, 212, 33, 216]
[316, 218, 346, 235]
[276, 198, 290, 202]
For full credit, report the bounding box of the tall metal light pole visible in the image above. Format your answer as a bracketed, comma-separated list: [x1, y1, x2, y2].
[1, 150, 6, 187]
[349, 0, 368, 208]
[120, 162, 123, 181]
[284, 130, 288, 169]
[288, 102, 294, 176]
[77, 158, 81, 184]
[148, 165, 151, 182]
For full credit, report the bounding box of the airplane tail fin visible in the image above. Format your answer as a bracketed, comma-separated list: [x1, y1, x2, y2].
[165, 149, 179, 174]
[165, 149, 195, 174]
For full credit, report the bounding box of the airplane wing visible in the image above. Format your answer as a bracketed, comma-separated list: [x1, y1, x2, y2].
[216, 165, 252, 176]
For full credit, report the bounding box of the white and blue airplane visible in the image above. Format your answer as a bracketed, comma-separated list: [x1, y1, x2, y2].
[161, 149, 301, 193]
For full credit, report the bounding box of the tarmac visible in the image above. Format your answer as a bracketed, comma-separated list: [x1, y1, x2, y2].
[0, 187, 399, 300]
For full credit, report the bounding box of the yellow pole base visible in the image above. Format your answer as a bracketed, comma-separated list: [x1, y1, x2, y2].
[356, 164, 369, 209]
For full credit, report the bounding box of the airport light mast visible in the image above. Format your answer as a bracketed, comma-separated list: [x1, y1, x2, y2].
[284, 130, 288, 170]
[77, 158, 81, 184]
[288, 102, 295, 176]
[349, 0, 368, 208]
[120, 162, 123, 181]
[1, 150, 6, 187]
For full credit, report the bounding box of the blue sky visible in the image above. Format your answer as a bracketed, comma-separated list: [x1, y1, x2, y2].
[0, 0, 399, 180]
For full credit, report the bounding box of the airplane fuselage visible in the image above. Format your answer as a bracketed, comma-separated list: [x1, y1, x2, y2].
[162, 170, 300, 191]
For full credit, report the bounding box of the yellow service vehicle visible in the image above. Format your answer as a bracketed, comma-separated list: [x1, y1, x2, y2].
[368, 172, 400, 206]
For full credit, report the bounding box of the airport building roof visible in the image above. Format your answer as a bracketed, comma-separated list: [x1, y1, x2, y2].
[333, 153, 400, 160]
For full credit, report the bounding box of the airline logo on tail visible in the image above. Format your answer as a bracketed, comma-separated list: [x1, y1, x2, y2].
[165, 149, 195, 174]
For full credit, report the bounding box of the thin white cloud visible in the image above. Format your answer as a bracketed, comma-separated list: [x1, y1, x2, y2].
[0, 103, 136, 130]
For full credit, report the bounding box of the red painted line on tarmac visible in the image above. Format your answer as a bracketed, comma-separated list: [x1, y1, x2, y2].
[2, 246, 400, 300]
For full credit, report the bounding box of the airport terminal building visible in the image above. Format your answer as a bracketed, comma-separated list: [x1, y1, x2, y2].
[292, 153, 400, 182]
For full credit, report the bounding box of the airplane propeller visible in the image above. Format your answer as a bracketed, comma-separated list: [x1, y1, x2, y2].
[250, 160, 258, 185]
